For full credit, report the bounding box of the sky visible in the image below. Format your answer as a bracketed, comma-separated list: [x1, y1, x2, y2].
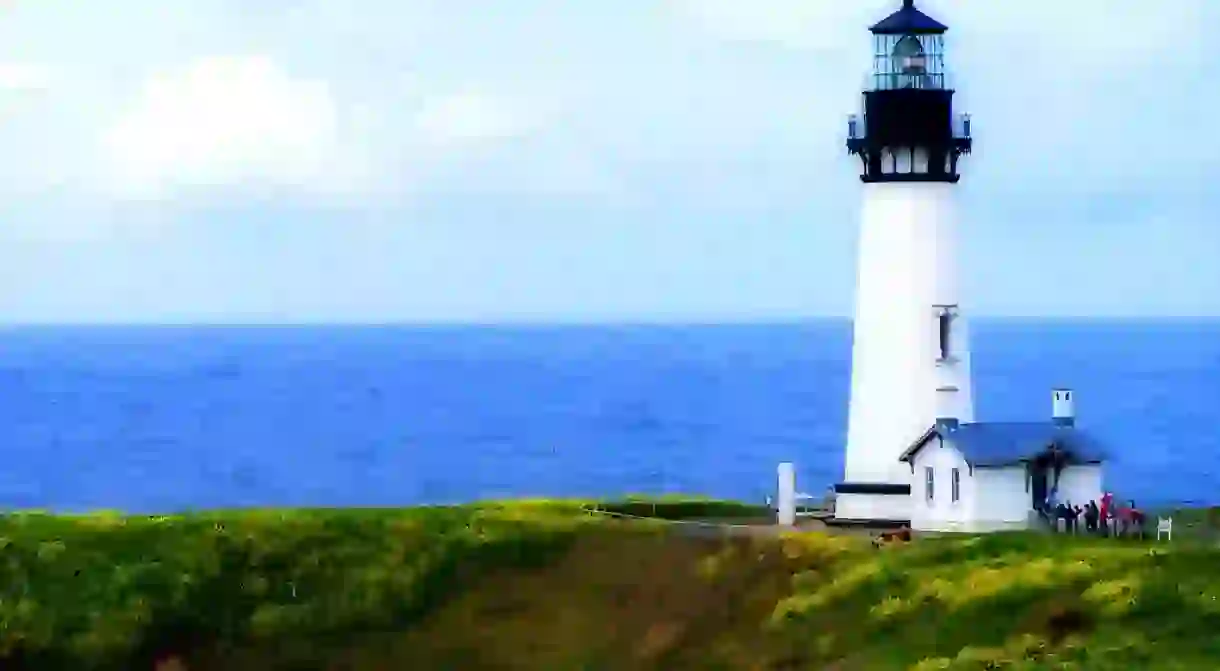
[0, 0, 1215, 323]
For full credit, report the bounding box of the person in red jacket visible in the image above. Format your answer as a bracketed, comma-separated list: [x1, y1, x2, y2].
[1118, 500, 1145, 538]
[1099, 492, 1114, 536]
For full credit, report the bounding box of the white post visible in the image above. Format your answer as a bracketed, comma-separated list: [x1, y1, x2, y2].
[777, 462, 796, 527]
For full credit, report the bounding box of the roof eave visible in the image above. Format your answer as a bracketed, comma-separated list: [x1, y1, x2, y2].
[897, 426, 941, 463]
[972, 456, 1107, 469]
[972, 460, 1024, 469]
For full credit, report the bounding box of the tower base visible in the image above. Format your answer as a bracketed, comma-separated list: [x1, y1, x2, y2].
[832, 482, 912, 527]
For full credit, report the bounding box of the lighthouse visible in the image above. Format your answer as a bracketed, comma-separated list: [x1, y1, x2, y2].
[835, 0, 974, 525]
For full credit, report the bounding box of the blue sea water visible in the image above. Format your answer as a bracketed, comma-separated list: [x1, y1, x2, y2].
[0, 321, 1217, 514]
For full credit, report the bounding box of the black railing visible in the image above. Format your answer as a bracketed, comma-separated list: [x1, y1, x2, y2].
[846, 113, 972, 143]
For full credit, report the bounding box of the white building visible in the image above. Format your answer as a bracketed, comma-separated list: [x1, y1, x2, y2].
[898, 390, 1106, 532]
[829, 1, 1107, 531]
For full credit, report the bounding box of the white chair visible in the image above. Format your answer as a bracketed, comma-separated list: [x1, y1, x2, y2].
[1156, 516, 1173, 541]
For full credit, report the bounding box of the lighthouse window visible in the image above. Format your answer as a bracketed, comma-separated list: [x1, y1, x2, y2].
[951, 468, 961, 502]
[925, 467, 935, 502]
[937, 311, 952, 361]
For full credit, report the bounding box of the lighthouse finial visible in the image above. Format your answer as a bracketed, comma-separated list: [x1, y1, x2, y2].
[903, 0, 914, 8]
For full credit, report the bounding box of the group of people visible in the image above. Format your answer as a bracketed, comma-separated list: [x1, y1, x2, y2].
[1037, 490, 1146, 536]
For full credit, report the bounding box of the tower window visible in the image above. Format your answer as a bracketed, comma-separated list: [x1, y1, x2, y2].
[951, 468, 961, 502]
[937, 309, 954, 361]
[925, 467, 935, 502]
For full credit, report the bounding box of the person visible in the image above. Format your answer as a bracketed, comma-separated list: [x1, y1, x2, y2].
[1115, 501, 1132, 537]
[1100, 492, 1114, 536]
[1045, 488, 1061, 531]
[1034, 499, 1052, 528]
[1126, 500, 1145, 538]
[1083, 500, 1098, 533]
[1070, 504, 1082, 534]
[1054, 502, 1069, 533]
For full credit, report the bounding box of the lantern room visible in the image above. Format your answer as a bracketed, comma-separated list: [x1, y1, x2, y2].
[868, 0, 949, 91]
[845, 0, 970, 183]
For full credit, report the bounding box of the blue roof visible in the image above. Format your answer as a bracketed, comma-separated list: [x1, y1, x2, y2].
[871, 0, 949, 35]
[900, 422, 1108, 468]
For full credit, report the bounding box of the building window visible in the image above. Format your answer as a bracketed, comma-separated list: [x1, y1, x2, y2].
[925, 467, 935, 502]
[951, 468, 961, 503]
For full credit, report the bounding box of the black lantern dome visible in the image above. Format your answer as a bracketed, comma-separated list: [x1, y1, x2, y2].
[870, 0, 949, 35]
[846, 0, 971, 183]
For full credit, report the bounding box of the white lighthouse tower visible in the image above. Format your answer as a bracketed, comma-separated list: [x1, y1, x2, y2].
[835, 0, 974, 525]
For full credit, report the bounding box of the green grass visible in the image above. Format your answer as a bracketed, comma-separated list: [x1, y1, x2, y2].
[767, 529, 1220, 669]
[2, 501, 1219, 670]
[589, 496, 773, 520]
[0, 502, 613, 669]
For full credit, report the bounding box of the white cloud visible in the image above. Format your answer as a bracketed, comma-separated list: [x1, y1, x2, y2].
[0, 62, 53, 92]
[101, 55, 340, 199]
[413, 89, 550, 145]
[95, 58, 563, 202]
[0, 62, 55, 140]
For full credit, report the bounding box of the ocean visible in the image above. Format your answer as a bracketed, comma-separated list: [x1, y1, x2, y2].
[0, 321, 1216, 513]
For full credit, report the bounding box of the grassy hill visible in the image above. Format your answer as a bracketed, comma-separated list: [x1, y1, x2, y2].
[1, 500, 1218, 670]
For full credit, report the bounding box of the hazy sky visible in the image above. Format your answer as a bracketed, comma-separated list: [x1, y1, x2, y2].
[0, 0, 1215, 322]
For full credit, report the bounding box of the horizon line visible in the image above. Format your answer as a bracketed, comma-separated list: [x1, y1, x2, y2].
[0, 315, 1217, 328]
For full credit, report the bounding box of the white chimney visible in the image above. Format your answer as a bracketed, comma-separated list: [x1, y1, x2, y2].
[1052, 388, 1075, 427]
[936, 386, 959, 430]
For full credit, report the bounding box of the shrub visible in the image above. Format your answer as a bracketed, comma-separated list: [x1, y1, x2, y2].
[592, 498, 770, 520]
[0, 505, 594, 669]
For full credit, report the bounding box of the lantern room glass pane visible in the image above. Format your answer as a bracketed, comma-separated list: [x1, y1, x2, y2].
[872, 34, 946, 90]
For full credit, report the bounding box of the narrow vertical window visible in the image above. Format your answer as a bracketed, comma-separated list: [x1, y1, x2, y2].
[951, 468, 960, 503]
[925, 467, 935, 503]
[937, 310, 952, 361]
